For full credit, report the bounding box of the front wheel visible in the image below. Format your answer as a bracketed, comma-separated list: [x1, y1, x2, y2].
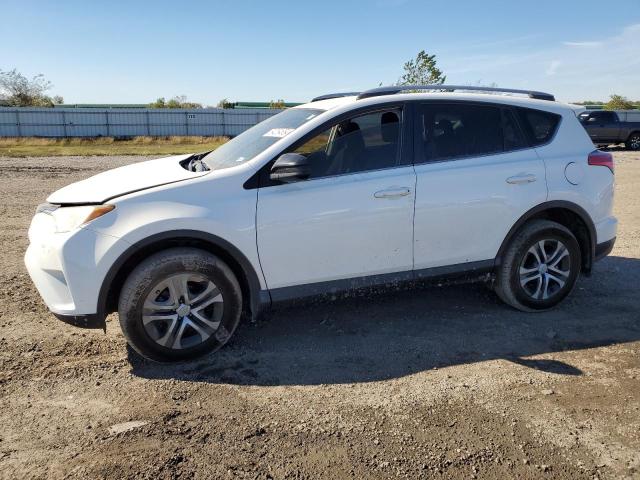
[494, 220, 581, 312]
[626, 133, 640, 151]
[118, 247, 242, 362]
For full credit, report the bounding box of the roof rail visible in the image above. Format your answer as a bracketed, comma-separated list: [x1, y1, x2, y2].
[356, 85, 555, 102]
[311, 92, 360, 102]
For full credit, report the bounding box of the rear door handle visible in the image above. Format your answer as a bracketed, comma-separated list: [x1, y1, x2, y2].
[506, 174, 537, 185]
[374, 187, 411, 199]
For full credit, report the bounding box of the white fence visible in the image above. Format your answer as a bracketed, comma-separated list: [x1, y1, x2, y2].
[0, 107, 282, 137]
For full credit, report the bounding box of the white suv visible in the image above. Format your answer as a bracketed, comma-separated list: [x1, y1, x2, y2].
[25, 85, 617, 362]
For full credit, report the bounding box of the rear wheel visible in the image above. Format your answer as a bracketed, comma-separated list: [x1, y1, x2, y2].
[118, 247, 242, 362]
[495, 220, 581, 312]
[625, 133, 640, 151]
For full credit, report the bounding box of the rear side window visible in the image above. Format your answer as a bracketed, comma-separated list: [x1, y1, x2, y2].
[416, 103, 526, 162]
[516, 107, 561, 146]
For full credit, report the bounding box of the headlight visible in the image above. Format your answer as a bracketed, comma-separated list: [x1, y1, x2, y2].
[36, 204, 115, 233]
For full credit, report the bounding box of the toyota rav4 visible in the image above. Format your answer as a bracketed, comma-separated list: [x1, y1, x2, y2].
[25, 85, 617, 362]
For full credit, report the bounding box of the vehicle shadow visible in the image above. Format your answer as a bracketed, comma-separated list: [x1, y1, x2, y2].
[129, 255, 640, 386]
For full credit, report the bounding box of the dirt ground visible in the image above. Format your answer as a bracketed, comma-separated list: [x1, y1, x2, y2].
[0, 152, 638, 480]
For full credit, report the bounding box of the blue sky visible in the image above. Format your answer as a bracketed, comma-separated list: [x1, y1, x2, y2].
[1, 0, 639, 104]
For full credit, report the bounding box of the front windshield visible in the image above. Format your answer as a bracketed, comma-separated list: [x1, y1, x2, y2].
[203, 108, 322, 170]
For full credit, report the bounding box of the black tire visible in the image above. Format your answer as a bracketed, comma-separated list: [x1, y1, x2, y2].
[494, 220, 581, 312]
[625, 132, 640, 151]
[118, 247, 242, 362]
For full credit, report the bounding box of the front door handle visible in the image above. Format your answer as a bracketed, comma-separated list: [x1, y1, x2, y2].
[374, 187, 411, 199]
[506, 174, 537, 185]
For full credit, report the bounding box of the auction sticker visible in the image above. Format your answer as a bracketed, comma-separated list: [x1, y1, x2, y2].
[263, 128, 295, 138]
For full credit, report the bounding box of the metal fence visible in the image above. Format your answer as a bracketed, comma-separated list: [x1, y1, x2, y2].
[0, 107, 282, 138]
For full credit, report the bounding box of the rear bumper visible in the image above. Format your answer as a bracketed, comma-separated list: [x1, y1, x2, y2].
[595, 237, 616, 262]
[595, 216, 617, 245]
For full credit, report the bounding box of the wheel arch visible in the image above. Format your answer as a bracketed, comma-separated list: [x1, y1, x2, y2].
[626, 130, 640, 143]
[496, 201, 596, 274]
[627, 128, 640, 140]
[97, 230, 268, 326]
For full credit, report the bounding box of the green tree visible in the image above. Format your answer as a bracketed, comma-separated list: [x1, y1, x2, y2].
[149, 97, 166, 108]
[604, 94, 634, 111]
[216, 98, 234, 109]
[269, 99, 286, 109]
[574, 100, 604, 106]
[0, 68, 62, 107]
[398, 51, 446, 86]
[148, 95, 202, 109]
[166, 97, 182, 109]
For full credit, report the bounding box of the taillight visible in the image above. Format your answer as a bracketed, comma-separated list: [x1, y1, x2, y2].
[588, 150, 614, 173]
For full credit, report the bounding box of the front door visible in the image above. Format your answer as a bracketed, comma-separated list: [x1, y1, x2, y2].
[256, 107, 416, 296]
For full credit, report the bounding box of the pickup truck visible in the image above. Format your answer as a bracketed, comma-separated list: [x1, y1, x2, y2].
[578, 110, 640, 150]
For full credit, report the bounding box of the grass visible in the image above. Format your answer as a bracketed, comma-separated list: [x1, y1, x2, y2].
[0, 136, 229, 157]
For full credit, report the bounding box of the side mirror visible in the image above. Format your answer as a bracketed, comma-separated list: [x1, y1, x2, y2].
[270, 153, 310, 183]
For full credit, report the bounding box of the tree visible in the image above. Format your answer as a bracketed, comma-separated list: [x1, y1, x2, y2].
[216, 98, 233, 109]
[269, 99, 286, 109]
[574, 100, 605, 106]
[0, 68, 62, 107]
[604, 94, 634, 111]
[166, 97, 182, 109]
[149, 97, 166, 108]
[148, 95, 202, 109]
[398, 51, 446, 86]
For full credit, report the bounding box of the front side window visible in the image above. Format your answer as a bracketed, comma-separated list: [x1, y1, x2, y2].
[289, 109, 402, 179]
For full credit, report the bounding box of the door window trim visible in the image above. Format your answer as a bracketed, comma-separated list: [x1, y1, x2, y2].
[244, 101, 414, 189]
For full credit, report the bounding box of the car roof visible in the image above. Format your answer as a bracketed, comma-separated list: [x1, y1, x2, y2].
[294, 92, 577, 116]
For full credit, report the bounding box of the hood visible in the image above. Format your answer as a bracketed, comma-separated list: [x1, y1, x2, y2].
[47, 153, 210, 204]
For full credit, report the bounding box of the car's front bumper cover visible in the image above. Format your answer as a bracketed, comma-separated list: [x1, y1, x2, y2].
[52, 312, 105, 330]
[24, 211, 128, 326]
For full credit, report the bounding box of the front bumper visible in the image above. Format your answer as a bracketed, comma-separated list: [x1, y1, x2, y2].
[52, 312, 105, 329]
[24, 212, 128, 326]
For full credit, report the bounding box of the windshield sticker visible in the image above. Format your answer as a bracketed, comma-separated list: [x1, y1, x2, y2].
[263, 128, 295, 138]
[306, 114, 317, 120]
[235, 156, 245, 162]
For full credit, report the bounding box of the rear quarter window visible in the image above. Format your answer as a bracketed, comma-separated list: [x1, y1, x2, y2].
[516, 107, 561, 146]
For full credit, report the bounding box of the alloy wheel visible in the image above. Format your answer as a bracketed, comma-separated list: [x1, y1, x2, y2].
[519, 239, 571, 300]
[142, 273, 223, 349]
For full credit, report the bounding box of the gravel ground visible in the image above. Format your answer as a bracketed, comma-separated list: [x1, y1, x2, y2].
[0, 152, 638, 479]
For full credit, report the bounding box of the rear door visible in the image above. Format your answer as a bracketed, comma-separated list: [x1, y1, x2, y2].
[412, 101, 548, 272]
